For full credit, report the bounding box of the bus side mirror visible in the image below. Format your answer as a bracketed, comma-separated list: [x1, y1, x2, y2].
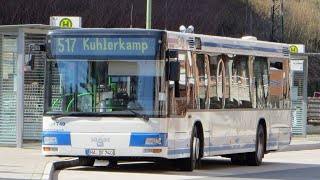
[168, 61, 180, 81]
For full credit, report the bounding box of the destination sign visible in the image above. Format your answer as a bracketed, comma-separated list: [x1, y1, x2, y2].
[48, 35, 159, 59]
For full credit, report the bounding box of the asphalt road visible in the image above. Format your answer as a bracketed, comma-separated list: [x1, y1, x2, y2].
[54, 149, 320, 180]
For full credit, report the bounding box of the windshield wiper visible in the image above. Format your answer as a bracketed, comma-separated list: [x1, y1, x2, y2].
[125, 109, 149, 121]
[50, 112, 98, 120]
[49, 111, 149, 121]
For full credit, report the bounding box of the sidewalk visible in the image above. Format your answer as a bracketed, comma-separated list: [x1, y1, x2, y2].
[281, 134, 320, 151]
[0, 136, 319, 180]
[292, 134, 320, 144]
[0, 144, 65, 180]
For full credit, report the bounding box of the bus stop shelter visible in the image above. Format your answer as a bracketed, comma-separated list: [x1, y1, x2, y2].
[290, 53, 308, 136]
[0, 25, 61, 148]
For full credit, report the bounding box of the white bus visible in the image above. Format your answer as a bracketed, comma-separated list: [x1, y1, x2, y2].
[42, 28, 291, 171]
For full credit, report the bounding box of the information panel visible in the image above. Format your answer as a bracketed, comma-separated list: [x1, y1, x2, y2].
[48, 35, 160, 59]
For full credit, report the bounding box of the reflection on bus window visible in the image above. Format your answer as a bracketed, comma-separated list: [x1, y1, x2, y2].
[169, 51, 187, 116]
[230, 56, 252, 108]
[208, 55, 222, 109]
[253, 57, 269, 108]
[176, 55, 187, 115]
[196, 54, 207, 109]
[269, 58, 290, 109]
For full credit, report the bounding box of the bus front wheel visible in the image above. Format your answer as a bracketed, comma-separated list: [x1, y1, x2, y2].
[176, 126, 201, 171]
[79, 157, 95, 166]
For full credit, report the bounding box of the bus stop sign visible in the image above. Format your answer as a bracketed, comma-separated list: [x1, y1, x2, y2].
[50, 16, 82, 28]
[289, 44, 305, 53]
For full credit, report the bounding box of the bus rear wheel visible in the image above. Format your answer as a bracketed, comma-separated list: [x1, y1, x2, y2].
[246, 124, 265, 166]
[176, 127, 201, 171]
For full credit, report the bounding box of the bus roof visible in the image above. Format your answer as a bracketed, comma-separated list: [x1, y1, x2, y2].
[165, 31, 290, 58]
[48, 28, 290, 58]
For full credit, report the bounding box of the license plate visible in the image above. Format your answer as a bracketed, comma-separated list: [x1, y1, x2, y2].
[86, 149, 115, 156]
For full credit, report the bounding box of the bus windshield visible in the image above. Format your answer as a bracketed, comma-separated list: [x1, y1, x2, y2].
[44, 59, 166, 117]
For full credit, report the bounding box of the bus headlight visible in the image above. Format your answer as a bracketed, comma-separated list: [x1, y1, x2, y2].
[130, 133, 167, 147]
[145, 137, 162, 145]
[43, 136, 57, 144]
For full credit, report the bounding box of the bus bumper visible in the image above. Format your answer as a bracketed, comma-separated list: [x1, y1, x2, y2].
[42, 131, 170, 159]
[42, 145, 169, 159]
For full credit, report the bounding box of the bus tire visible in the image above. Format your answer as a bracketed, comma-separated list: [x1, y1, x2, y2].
[79, 157, 95, 166]
[246, 124, 265, 166]
[176, 126, 201, 171]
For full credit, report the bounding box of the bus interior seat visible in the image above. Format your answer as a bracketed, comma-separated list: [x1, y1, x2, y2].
[210, 97, 222, 109]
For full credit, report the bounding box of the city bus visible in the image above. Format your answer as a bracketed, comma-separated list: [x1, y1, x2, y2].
[42, 28, 291, 171]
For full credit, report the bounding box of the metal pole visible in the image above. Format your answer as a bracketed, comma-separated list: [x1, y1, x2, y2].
[271, 0, 275, 41]
[146, 0, 152, 29]
[16, 28, 25, 148]
[303, 58, 308, 136]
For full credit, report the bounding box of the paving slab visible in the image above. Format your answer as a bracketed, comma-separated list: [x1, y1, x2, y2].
[0, 145, 64, 180]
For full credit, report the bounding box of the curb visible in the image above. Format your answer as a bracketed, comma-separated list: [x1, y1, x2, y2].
[41, 158, 80, 180]
[280, 143, 320, 152]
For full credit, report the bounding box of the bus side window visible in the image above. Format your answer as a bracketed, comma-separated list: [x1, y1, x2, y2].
[233, 56, 252, 108]
[168, 51, 187, 116]
[254, 57, 269, 108]
[208, 55, 222, 109]
[282, 59, 290, 108]
[175, 52, 187, 115]
[269, 58, 284, 108]
[168, 52, 176, 115]
[223, 55, 237, 109]
[225, 56, 239, 109]
[187, 52, 195, 109]
[196, 54, 207, 109]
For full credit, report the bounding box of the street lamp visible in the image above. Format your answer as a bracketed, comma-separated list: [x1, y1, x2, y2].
[146, 0, 152, 29]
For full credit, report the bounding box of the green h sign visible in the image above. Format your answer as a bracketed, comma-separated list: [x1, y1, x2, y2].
[59, 18, 73, 27]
